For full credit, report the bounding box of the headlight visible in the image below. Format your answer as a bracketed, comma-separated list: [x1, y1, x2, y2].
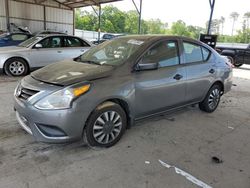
[34, 84, 90, 110]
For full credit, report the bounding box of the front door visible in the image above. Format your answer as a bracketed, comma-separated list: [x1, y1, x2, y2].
[134, 40, 186, 118]
[29, 36, 65, 67]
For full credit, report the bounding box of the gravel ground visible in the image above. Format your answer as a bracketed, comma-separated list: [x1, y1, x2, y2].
[0, 66, 250, 188]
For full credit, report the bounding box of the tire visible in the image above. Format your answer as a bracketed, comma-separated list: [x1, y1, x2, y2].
[227, 56, 234, 65]
[4, 58, 29, 76]
[227, 56, 243, 67]
[234, 62, 243, 67]
[84, 101, 127, 148]
[199, 84, 222, 113]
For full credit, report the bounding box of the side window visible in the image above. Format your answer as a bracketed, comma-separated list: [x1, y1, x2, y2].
[64, 37, 90, 47]
[39, 37, 62, 48]
[202, 47, 211, 61]
[65, 37, 82, 47]
[11, 34, 28, 41]
[142, 41, 179, 67]
[183, 42, 203, 63]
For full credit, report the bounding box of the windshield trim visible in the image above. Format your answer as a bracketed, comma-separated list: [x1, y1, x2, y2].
[18, 36, 43, 48]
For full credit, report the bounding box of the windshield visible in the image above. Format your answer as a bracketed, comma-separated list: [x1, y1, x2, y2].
[18, 36, 42, 48]
[79, 37, 145, 66]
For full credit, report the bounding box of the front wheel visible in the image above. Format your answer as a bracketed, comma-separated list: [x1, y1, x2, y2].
[84, 101, 127, 148]
[199, 85, 222, 113]
[4, 58, 29, 76]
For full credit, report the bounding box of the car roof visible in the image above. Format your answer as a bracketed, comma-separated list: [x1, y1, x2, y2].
[117, 35, 202, 44]
[5, 32, 32, 35]
[34, 34, 92, 46]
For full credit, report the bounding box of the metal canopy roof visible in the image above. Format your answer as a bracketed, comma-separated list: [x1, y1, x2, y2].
[53, 0, 122, 9]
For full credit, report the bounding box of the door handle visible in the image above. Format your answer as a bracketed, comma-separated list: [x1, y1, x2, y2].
[57, 50, 62, 53]
[80, 49, 85, 52]
[173, 74, 183, 80]
[209, 69, 215, 74]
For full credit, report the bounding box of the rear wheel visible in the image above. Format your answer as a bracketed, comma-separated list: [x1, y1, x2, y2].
[227, 56, 243, 67]
[227, 56, 234, 65]
[84, 101, 127, 148]
[4, 58, 29, 76]
[199, 84, 222, 113]
[234, 62, 243, 67]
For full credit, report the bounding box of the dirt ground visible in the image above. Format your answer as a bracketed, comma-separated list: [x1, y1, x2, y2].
[0, 66, 250, 188]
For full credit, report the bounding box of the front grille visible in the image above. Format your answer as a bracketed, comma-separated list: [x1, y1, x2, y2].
[18, 86, 39, 101]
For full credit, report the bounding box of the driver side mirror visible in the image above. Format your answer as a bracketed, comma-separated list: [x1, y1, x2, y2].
[34, 43, 42, 48]
[136, 59, 158, 71]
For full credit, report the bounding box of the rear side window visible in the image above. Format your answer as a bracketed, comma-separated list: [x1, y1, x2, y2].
[183, 42, 203, 63]
[64, 37, 88, 47]
[143, 40, 179, 67]
[202, 47, 211, 61]
[11, 34, 28, 41]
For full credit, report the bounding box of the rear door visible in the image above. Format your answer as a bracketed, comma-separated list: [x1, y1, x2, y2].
[29, 36, 64, 67]
[182, 41, 215, 103]
[62, 36, 91, 58]
[134, 40, 186, 118]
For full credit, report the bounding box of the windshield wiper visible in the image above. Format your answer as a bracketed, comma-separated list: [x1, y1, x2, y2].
[80, 59, 101, 65]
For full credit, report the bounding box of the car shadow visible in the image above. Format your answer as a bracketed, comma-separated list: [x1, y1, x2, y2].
[134, 104, 198, 127]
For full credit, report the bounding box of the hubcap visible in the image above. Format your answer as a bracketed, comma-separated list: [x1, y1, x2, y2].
[93, 111, 122, 144]
[9, 61, 25, 75]
[208, 88, 220, 110]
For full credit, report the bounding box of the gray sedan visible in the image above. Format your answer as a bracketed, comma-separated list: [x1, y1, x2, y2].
[14, 35, 232, 147]
[0, 34, 92, 76]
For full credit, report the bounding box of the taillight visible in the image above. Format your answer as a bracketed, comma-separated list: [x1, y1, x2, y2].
[222, 56, 234, 68]
[225, 60, 234, 68]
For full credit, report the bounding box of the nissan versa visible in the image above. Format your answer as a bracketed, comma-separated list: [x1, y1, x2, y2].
[14, 35, 232, 147]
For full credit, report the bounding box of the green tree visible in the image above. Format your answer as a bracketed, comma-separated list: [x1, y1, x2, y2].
[187, 25, 205, 39]
[244, 12, 250, 29]
[145, 19, 166, 34]
[124, 10, 139, 34]
[220, 16, 225, 35]
[75, 9, 97, 31]
[170, 20, 190, 37]
[230, 12, 239, 35]
[101, 5, 126, 33]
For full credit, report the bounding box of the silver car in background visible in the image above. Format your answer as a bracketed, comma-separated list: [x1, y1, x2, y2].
[14, 35, 232, 148]
[0, 34, 92, 76]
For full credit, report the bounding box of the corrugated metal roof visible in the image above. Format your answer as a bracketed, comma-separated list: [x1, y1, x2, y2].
[54, 0, 122, 9]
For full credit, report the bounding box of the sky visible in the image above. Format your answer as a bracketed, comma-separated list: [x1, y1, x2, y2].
[81, 0, 250, 35]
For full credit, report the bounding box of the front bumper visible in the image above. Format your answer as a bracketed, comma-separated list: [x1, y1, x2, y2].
[14, 86, 91, 143]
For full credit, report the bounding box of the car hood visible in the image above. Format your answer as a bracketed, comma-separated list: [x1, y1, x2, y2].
[31, 60, 114, 86]
[0, 46, 28, 53]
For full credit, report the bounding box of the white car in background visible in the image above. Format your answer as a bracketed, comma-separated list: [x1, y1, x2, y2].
[0, 34, 92, 76]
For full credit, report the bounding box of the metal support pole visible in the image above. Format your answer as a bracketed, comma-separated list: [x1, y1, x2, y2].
[138, 0, 142, 34]
[73, 8, 75, 35]
[5, 0, 10, 31]
[131, 0, 142, 34]
[98, 5, 101, 42]
[43, 6, 46, 30]
[207, 0, 215, 34]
